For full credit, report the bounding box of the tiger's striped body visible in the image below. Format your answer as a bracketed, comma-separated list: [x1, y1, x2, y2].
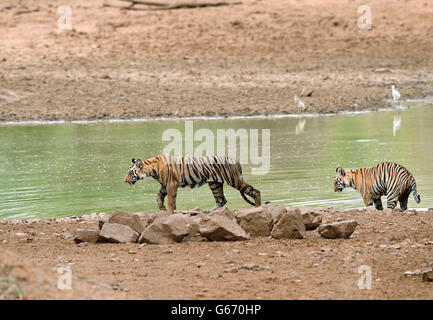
[124, 154, 261, 213]
[333, 162, 420, 210]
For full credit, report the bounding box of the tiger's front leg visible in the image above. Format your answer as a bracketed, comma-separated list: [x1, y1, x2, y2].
[362, 195, 373, 207]
[156, 185, 167, 211]
[373, 197, 383, 210]
[166, 183, 178, 214]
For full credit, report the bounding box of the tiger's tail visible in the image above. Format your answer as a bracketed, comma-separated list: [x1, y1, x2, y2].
[410, 175, 421, 203]
[240, 192, 256, 206]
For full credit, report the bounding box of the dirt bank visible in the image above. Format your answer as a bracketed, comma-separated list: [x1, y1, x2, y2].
[1, 207, 432, 299]
[1, 0, 433, 121]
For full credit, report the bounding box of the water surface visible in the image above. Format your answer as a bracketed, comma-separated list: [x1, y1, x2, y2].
[0, 103, 432, 219]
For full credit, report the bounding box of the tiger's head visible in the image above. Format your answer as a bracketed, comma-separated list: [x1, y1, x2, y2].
[333, 167, 353, 192]
[124, 158, 147, 186]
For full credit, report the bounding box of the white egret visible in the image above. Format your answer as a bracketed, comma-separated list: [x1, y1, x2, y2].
[392, 85, 401, 102]
[294, 95, 305, 112]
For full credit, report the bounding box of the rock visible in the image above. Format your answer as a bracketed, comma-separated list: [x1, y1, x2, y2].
[422, 269, 433, 282]
[234, 207, 273, 237]
[98, 217, 108, 230]
[139, 213, 192, 244]
[374, 68, 393, 73]
[73, 229, 100, 243]
[297, 206, 322, 230]
[77, 242, 88, 247]
[318, 220, 358, 239]
[270, 208, 306, 239]
[301, 87, 314, 97]
[262, 203, 287, 224]
[404, 270, 422, 278]
[144, 211, 172, 227]
[182, 217, 207, 242]
[108, 210, 145, 234]
[240, 264, 270, 271]
[199, 213, 248, 241]
[14, 232, 28, 237]
[99, 223, 139, 243]
[210, 207, 236, 220]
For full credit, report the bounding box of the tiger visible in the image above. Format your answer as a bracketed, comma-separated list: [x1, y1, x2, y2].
[333, 162, 420, 210]
[124, 154, 261, 214]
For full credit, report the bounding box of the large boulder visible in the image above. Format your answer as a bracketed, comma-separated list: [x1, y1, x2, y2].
[144, 211, 172, 227]
[317, 220, 358, 239]
[234, 207, 273, 237]
[182, 214, 207, 242]
[199, 212, 248, 241]
[139, 213, 193, 244]
[262, 203, 287, 224]
[210, 207, 236, 220]
[99, 223, 139, 243]
[297, 206, 322, 230]
[73, 229, 100, 243]
[270, 208, 306, 239]
[108, 210, 145, 234]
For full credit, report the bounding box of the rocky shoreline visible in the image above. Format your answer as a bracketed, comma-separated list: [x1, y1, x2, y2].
[1, 205, 433, 299]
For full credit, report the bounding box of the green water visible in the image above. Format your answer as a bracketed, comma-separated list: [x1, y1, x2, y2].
[0, 104, 432, 219]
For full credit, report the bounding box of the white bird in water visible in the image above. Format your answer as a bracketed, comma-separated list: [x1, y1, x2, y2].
[392, 85, 401, 102]
[294, 95, 305, 112]
[393, 114, 401, 136]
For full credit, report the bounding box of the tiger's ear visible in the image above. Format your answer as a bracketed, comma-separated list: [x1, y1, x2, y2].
[131, 158, 136, 164]
[336, 167, 345, 176]
[136, 159, 143, 169]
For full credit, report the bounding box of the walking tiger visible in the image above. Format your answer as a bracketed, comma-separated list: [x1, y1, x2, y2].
[333, 162, 420, 210]
[124, 154, 261, 214]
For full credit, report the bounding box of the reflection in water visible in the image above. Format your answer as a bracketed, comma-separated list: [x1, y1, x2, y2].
[393, 114, 402, 136]
[0, 103, 432, 219]
[295, 118, 306, 135]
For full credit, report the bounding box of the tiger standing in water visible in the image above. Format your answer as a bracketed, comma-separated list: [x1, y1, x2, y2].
[124, 154, 261, 214]
[333, 162, 420, 210]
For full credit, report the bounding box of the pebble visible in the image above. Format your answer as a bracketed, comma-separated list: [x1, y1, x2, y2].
[404, 270, 422, 277]
[15, 232, 28, 237]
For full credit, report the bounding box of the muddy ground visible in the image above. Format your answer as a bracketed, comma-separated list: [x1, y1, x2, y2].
[1, 0, 433, 121]
[1, 207, 432, 300]
[1, 0, 433, 301]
